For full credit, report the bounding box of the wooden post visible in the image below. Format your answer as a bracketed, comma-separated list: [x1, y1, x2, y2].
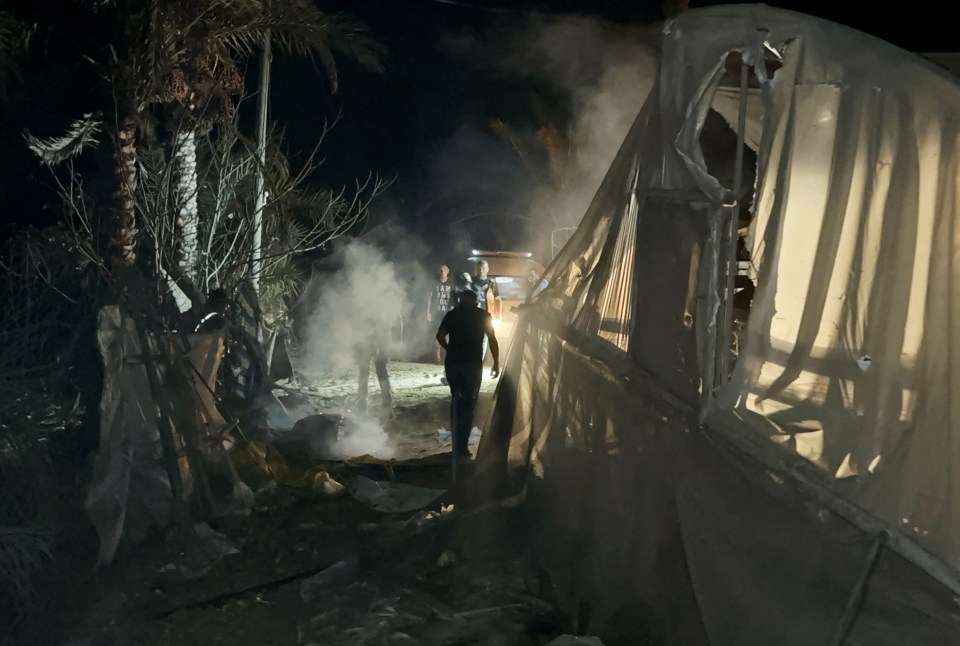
[129, 309, 186, 502]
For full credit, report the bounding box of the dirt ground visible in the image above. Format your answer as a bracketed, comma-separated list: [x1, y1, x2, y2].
[283, 360, 499, 460]
[36, 362, 563, 646]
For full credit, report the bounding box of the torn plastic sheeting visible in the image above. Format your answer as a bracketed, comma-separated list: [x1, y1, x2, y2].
[435, 427, 482, 445]
[476, 7, 960, 642]
[165, 523, 241, 580]
[86, 307, 229, 567]
[300, 556, 359, 601]
[260, 391, 295, 430]
[346, 475, 445, 513]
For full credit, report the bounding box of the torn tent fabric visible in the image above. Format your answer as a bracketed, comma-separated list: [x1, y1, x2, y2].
[477, 6, 960, 643]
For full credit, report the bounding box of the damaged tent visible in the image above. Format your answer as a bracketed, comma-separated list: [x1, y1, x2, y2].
[477, 5, 960, 644]
[86, 305, 250, 566]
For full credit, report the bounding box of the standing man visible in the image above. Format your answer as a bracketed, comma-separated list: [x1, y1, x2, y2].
[436, 290, 500, 461]
[356, 304, 399, 417]
[472, 259, 501, 362]
[427, 264, 455, 363]
[471, 259, 501, 320]
[356, 338, 392, 417]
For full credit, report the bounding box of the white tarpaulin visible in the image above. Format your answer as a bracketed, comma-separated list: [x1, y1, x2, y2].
[86, 306, 227, 566]
[477, 6, 960, 644]
[700, 8, 960, 568]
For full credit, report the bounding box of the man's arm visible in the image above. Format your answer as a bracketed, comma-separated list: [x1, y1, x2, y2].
[485, 316, 500, 378]
[436, 325, 448, 350]
[427, 290, 434, 322]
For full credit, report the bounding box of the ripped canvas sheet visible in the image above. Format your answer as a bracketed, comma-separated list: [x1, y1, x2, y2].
[86, 306, 227, 565]
[477, 6, 960, 643]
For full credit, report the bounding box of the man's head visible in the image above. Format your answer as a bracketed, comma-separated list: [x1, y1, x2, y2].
[438, 264, 450, 281]
[475, 259, 489, 280]
[206, 288, 228, 314]
[458, 289, 478, 307]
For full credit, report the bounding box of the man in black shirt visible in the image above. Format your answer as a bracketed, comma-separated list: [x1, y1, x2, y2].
[471, 259, 501, 317]
[427, 264, 455, 363]
[436, 290, 500, 460]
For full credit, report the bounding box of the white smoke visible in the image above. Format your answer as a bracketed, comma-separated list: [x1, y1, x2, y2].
[304, 239, 410, 375]
[298, 227, 434, 460]
[519, 17, 659, 255]
[340, 415, 396, 460]
[437, 15, 660, 261]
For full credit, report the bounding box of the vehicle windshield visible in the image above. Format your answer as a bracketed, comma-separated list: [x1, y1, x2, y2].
[493, 275, 529, 300]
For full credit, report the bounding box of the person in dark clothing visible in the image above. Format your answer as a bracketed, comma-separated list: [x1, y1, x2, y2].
[454, 271, 473, 302]
[471, 260, 501, 362]
[436, 289, 500, 460]
[471, 259, 501, 317]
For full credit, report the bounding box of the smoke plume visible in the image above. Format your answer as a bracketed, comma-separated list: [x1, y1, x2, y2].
[296, 227, 435, 460]
[339, 415, 396, 460]
[520, 17, 659, 231]
[433, 14, 660, 263]
[304, 240, 405, 375]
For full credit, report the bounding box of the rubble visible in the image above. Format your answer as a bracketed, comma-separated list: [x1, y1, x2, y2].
[300, 556, 360, 601]
[345, 475, 446, 513]
[231, 440, 347, 497]
[171, 523, 241, 580]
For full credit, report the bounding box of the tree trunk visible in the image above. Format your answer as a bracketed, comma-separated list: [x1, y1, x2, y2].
[173, 128, 200, 281]
[110, 116, 138, 270]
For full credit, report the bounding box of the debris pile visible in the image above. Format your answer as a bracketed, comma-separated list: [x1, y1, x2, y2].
[297, 554, 561, 646]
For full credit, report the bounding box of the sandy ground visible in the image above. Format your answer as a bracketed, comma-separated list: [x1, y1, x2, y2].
[280, 361, 499, 461]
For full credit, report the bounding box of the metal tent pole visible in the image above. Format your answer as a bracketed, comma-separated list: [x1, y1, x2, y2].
[251, 31, 272, 295]
[716, 59, 750, 385]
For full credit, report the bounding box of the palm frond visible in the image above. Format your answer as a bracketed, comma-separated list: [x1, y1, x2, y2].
[0, 528, 54, 602]
[0, 11, 18, 70]
[536, 125, 570, 178]
[320, 12, 385, 75]
[0, 10, 31, 103]
[24, 114, 103, 166]
[281, 218, 309, 248]
[207, 2, 383, 91]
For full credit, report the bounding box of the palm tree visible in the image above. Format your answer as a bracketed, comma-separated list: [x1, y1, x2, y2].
[166, 2, 383, 284]
[0, 9, 28, 106]
[0, 11, 17, 80]
[90, 0, 383, 275]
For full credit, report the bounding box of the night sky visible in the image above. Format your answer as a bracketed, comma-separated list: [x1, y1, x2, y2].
[0, 0, 953, 253]
[296, 0, 954, 189]
[273, 0, 956, 254]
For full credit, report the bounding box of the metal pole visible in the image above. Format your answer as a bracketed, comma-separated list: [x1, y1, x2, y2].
[831, 532, 884, 645]
[716, 59, 750, 384]
[251, 31, 272, 295]
[128, 309, 185, 503]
